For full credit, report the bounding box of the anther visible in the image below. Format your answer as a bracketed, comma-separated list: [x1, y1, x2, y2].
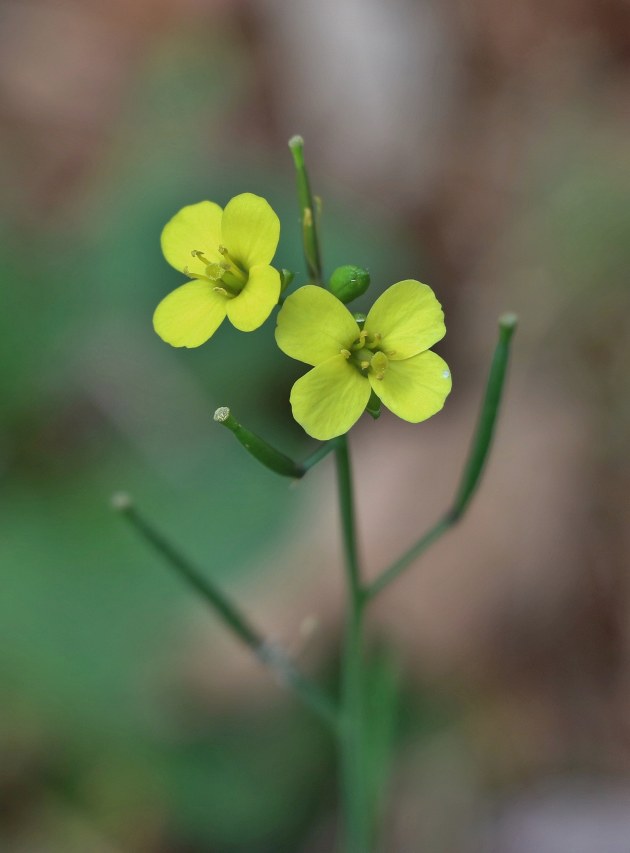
[340, 348, 351, 359]
[218, 246, 236, 266]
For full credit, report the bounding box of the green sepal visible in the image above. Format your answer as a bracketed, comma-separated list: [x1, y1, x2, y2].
[280, 269, 295, 293]
[366, 390, 381, 420]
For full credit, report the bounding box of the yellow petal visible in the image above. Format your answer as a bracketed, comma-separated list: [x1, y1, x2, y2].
[364, 280, 445, 360]
[226, 265, 280, 332]
[221, 193, 280, 269]
[275, 285, 359, 366]
[153, 281, 227, 347]
[290, 355, 371, 440]
[370, 350, 451, 422]
[161, 201, 223, 275]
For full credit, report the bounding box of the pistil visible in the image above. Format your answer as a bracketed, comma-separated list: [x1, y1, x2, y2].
[190, 247, 248, 295]
[348, 343, 389, 380]
[369, 351, 388, 380]
[218, 246, 248, 285]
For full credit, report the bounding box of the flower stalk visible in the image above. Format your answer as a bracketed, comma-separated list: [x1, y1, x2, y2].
[213, 407, 336, 477]
[452, 312, 517, 517]
[365, 312, 518, 599]
[213, 407, 305, 478]
[112, 493, 338, 728]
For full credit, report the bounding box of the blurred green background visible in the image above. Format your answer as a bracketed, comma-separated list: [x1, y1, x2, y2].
[1, 1, 630, 850]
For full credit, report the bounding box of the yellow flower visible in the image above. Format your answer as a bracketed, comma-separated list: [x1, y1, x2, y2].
[153, 193, 281, 347]
[275, 281, 452, 440]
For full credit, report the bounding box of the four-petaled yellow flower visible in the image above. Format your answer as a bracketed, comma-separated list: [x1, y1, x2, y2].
[275, 281, 452, 440]
[154, 193, 281, 347]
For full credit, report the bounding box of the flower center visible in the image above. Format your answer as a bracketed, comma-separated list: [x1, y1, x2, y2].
[189, 248, 248, 297]
[342, 330, 389, 380]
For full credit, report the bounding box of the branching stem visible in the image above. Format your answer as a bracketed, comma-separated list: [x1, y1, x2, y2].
[113, 496, 338, 729]
[365, 314, 517, 599]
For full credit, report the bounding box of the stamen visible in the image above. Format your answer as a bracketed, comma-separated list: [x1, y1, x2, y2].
[183, 266, 207, 281]
[218, 246, 247, 285]
[340, 348, 351, 359]
[351, 330, 368, 350]
[360, 360, 370, 370]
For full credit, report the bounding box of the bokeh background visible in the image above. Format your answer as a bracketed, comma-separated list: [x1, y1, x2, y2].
[1, 0, 630, 850]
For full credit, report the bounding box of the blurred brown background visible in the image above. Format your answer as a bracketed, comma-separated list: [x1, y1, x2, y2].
[1, 0, 630, 850]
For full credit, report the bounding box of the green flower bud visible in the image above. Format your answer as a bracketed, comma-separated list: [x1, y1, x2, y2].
[328, 265, 370, 304]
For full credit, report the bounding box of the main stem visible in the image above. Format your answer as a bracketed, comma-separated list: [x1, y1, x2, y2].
[335, 435, 371, 852]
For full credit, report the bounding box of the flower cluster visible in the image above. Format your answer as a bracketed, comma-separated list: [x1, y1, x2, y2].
[154, 195, 451, 438]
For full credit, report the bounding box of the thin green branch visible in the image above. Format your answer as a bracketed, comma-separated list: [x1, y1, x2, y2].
[302, 437, 338, 471]
[112, 493, 338, 728]
[452, 313, 518, 516]
[214, 407, 304, 478]
[365, 313, 518, 600]
[214, 407, 334, 478]
[365, 512, 455, 601]
[288, 135, 323, 285]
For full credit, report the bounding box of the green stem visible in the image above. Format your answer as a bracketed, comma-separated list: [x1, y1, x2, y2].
[112, 494, 338, 728]
[214, 407, 335, 479]
[365, 512, 454, 601]
[302, 438, 338, 471]
[365, 313, 517, 600]
[288, 135, 323, 285]
[214, 407, 305, 478]
[334, 435, 371, 852]
[452, 313, 517, 516]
